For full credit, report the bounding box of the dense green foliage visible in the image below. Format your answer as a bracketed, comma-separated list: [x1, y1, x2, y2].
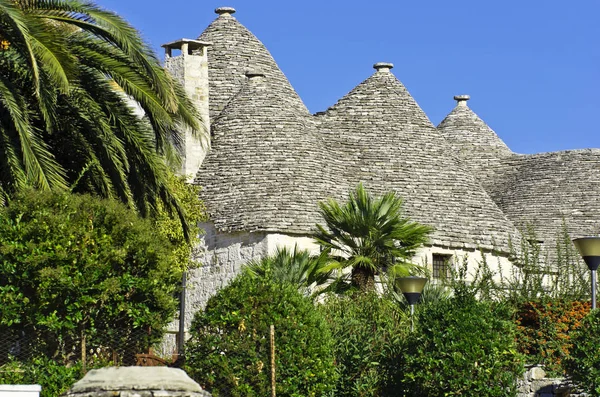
[398, 292, 524, 397]
[185, 274, 337, 397]
[319, 293, 408, 397]
[0, 357, 82, 397]
[314, 183, 432, 291]
[565, 309, 600, 396]
[153, 173, 207, 271]
[0, 0, 204, 236]
[244, 245, 332, 296]
[515, 299, 591, 375]
[0, 190, 181, 363]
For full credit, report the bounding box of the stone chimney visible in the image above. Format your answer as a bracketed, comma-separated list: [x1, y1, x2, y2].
[162, 38, 212, 181]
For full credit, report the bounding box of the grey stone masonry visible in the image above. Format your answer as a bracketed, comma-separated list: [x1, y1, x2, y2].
[185, 6, 600, 264]
[62, 367, 212, 397]
[517, 365, 587, 397]
[438, 95, 600, 263]
[163, 39, 211, 180]
[190, 9, 525, 255]
[437, 95, 513, 192]
[489, 150, 600, 263]
[314, 65, 521, 253]
[198, 7, 307, 120]
[195, 70, 341, 234]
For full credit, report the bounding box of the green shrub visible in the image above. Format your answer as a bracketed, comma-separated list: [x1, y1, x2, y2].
[318, 293, 408, 397]
[515, 299, 590, 375]
[153, 172, 207, 271]
[0, 189, 181, 363]
[184, 274, 337, 397]
[565, 309, 600, 396]
[0, 357, 82, 397]
[399, 292, 524, 397]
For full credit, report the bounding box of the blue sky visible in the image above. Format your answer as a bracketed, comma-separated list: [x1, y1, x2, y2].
[96, 0, 599, 154]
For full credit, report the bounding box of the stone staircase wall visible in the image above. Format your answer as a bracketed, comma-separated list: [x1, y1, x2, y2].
[517, 365, 587, 397]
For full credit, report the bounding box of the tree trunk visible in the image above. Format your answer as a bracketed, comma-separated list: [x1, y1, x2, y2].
[351, 266, 375, 292]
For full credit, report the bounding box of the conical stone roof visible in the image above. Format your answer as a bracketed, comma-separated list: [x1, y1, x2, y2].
[193, 11, 522, 254]
[491, 150, 600, 245]
[437, 95, 513, 190]
[316, 64, 521, 252]
[198, 8, 307, 120]
[195, 71, 337, 234]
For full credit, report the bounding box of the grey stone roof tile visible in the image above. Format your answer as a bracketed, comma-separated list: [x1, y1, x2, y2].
[438, 95, 600, 259]
[490, 149, 600, 247]
[437, 96, 513, 192]
[196, 55, 522, 253]
[195, 72, 343, 234]
[313, 68, 522, 253]
[197, 10, 307, 120]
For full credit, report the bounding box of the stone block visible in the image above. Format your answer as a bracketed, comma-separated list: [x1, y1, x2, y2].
[62, 367, 212, 397]
[530, 366, 547, 380]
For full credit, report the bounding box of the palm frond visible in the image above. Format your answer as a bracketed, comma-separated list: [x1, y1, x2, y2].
[314, 183, 434, 291]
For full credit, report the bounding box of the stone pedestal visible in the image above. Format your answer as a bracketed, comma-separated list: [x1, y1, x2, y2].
[62, 367, 211, 397]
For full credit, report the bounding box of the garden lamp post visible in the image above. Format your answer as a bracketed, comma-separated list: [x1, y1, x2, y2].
[396, 276, 428, 331]
[573, 237, 600, 310]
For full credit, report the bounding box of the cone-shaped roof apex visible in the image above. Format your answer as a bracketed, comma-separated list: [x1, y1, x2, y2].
[438, 95, 512, 161]
[196, 74, 336, 234]
[198, 8, 307, 119]
[313, 69, 521, 253]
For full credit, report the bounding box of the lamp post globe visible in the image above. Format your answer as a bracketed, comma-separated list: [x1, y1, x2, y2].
[573, 237, 600, 310]
[396, 276, 428, 331]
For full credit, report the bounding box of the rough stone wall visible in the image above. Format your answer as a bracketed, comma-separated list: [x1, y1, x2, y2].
[517, 366, 586, 397]
[180, 225, 516, 318]
[185, 223, 269, 326]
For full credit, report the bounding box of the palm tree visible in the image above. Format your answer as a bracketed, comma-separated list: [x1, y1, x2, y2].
[313, 183, 433, 292]
[244, 245, 333, 296]
[0, 0, 203, 235]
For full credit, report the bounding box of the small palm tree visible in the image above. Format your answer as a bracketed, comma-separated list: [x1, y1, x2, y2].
[244, 245, 332, 296]
[313, 183, 433, 292]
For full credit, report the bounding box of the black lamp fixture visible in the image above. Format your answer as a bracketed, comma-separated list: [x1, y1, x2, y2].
[396, 276, 428, 331]
[572, 237, 600, 310]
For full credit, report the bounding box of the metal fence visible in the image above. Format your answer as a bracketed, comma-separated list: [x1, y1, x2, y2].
[0, 325, 179, 370]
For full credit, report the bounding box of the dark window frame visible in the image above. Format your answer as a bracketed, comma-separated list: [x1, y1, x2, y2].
[432, 254, 452, 279]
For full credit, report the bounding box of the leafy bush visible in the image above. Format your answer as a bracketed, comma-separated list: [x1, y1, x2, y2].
[319, 293, 408, 397]
[515, 299, 590, 375]
[184, 274, 337, 397]
[0, 190, 181, 363]
[0, 357, 82, 397]
[399, 292, 524, 396]
[565, 309, 600, 396]
[153, 172, 207, 270]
